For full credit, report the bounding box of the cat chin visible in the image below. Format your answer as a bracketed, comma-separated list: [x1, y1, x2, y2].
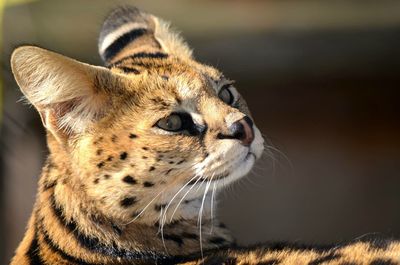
[180, 150, 257, 200]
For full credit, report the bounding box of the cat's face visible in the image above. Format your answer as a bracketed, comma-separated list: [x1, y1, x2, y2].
[11, 6, 264, 225]
[75, 59, 264, 223]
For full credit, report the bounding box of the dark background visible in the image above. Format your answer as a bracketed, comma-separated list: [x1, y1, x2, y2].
[1, 0, 400, 263]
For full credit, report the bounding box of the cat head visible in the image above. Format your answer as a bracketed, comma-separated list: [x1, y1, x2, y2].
[11, 7, 264, 224]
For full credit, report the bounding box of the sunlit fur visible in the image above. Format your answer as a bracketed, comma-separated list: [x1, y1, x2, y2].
[10, 6, 400, 265]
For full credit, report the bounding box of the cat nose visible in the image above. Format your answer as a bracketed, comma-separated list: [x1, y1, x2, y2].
[217, 116, 255, 146]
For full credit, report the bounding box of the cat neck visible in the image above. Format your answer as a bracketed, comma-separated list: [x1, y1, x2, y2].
[32, 156, 234, 264]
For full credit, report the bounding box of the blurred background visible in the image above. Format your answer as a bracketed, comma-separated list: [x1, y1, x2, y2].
[1, 0, 400, 263]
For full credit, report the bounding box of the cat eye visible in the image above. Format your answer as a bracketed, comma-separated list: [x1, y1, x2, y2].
[218, 85, 234, 105]
[156, 114, 183, 131]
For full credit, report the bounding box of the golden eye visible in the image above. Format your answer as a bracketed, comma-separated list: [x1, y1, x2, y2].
[156, 114, 183, 131]
[218, 85, 234, 105]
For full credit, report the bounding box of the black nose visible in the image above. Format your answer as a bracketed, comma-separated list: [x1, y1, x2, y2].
[217, 116, 255, 146]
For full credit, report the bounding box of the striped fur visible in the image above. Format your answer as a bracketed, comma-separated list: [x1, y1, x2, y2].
[10, 6, 400, 265]
[98, 6, 192, 65]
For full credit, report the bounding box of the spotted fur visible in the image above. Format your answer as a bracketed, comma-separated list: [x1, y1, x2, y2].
[10, 6, 400, 265]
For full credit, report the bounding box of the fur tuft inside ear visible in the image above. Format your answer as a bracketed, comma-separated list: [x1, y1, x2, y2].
[11, 46, 116, 136]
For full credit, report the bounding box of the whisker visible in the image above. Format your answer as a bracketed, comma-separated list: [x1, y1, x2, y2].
[124, 189, 165, 225]
[160, 173, 201, 252]
[169, 174, 203, 222]
[210, 181, 217, 234]
[198, 175, 213, 259]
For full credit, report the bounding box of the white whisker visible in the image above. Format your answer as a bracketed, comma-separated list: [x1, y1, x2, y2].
[210, 181, 217, 234]
[198, 174, 213, 258]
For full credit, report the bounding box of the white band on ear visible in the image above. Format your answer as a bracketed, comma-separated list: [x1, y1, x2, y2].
[99, 22, 148, 54]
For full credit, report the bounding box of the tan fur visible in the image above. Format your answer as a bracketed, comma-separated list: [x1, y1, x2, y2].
[10, 6, 400, 265]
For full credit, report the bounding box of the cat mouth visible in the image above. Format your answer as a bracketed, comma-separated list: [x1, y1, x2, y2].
[188, 172, 230, 185]
[188, 151, 256, 185]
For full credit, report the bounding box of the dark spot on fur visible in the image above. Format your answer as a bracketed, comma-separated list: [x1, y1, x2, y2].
[107, 156, 113, 162]
[149, 166, 156, 172]
[169, 161, 174, 164]
[209, 237, 226, 245]
[93, 178, 100, 184]
[96, 149, 103, 155]
[143, 181, 154, 187]
[120, 197, 137, 208]
[130, 164, 135, 167]
[309, 253, 341, 265]
[154, 203, 166, 211]
[166, 169, 173, 175]
[181, 232, 198, 240]
[142, 147, 149, 151]
[104, 174, 111, 179]
[203, 256, 237, 265]
[142, 156, 148, 159]
[120, 152, 128, 160]
[112, 223, 122, 235]
[121, 67, 140, 74]
[97, 162, 105, 168]
[177, 159, 185, 165]
[111, 135, 117, 142]
[258, 259, 281, 265]
[129, 133, 137, 139]
[123, 175, 137, 184]
[370, 259, 397, 265]
[94, 137, 103, 145]
[43, 180, 57, 191]
[162, 234, 183, 246]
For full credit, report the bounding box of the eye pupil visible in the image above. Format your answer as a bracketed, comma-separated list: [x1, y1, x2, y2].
[157, 114, 183, 131]
[218, 86, 234, 105]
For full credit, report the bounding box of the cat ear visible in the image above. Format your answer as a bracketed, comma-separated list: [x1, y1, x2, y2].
[98, 6, 193, 65]
[11, 46, 117, 141]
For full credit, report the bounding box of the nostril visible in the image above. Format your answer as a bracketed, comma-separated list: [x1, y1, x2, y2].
[230, 122, 246, 140]
[217, 116, 255, 146]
